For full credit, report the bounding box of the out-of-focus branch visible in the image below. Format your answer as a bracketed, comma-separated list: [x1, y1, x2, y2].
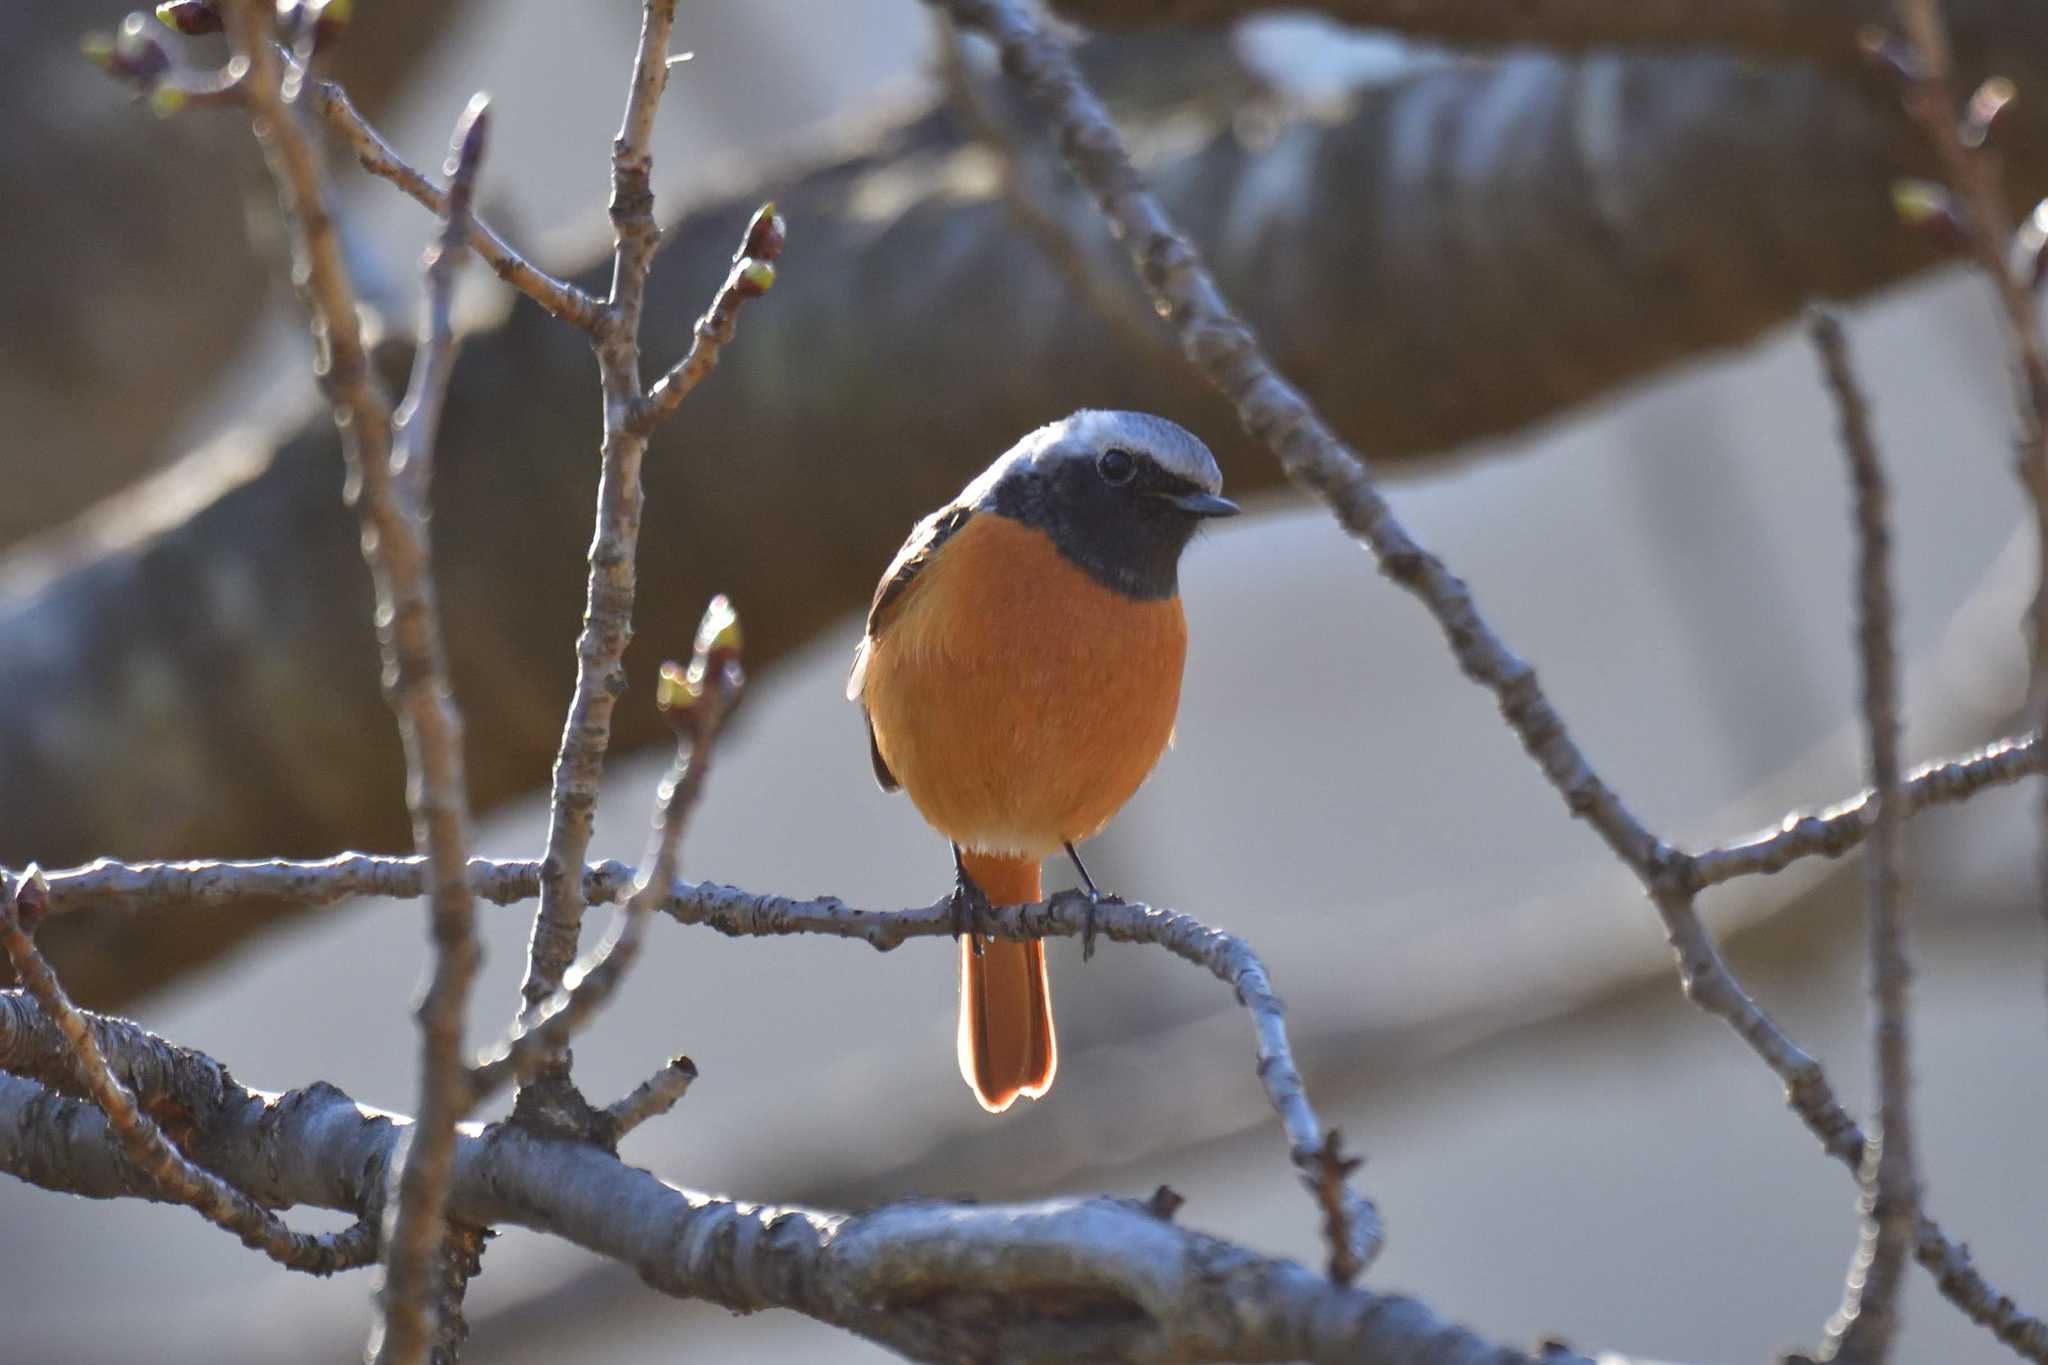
[223, 9, 489, 1355]
[0, 875, 375, 1275]
[1810, 310, 1918, 1363]
[17, 24, 2048, 1009]
[0, 1006, 1603, 1365]
[1047, 0, 2040, 73]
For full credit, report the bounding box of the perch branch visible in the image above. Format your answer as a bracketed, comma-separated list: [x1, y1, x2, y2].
[24, 730, 2040, 918]
[1811, 310, 1919, 1363]
[0, 874, 373, 1274]
[9, 848, 2046, 1352]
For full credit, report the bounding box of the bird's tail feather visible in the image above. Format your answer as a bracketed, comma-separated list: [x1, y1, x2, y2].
[956, 851, 1056, 1112]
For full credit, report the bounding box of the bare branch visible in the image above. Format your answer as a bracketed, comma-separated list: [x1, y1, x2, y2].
[0, 873, 372, 1274]
[1690, 733, 2041, 886]
[0, 1005, 1602, 1365]
[933, 19, 1168, 360]
[1048, 0, 1874, 62]
[308, 79, 600, 331]
[633, 205, 786, 434]
[1310, 1130, 1365, 1286]
[222, 11, 489, 1358]
[513, 0, 692, 1119]
[475, 600, 742, 1105]
[601, 1056, 698, 1141]
[1810, 310, 1919, 1363]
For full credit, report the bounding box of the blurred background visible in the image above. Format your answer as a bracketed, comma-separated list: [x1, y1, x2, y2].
[3, 1, 2047, 1361]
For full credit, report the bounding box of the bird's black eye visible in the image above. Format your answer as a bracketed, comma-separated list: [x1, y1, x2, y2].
[1097, 447, 1136, 485]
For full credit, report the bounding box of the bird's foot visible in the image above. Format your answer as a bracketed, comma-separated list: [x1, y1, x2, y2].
[951, 853, 992, 955]
[1054, 886, 1126, 962]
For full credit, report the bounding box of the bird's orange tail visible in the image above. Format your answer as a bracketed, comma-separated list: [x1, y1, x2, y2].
[956, 850, 1056, 1112]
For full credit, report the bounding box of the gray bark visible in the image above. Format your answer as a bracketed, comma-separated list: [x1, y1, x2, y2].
[0, 995, 1595, 1364]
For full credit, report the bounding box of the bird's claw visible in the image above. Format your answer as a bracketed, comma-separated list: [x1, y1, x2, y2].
[1056, 886, 1124, 962]
[951, 874, 993, 955]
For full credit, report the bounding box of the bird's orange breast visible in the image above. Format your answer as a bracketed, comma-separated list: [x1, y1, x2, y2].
[862, 512, 1187, 858]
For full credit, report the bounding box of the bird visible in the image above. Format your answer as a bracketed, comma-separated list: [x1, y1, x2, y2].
[847, 410, 1239, 1112]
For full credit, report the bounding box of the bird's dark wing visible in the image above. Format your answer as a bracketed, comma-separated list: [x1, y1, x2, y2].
[847, 502, 975, 793]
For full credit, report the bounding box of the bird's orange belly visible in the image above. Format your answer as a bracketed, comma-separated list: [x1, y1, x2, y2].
[863, 515, 1188, 858]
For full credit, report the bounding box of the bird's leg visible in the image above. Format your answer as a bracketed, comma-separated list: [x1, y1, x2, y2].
[1063, 841, 1123, 962]
[952, 843, 989, 955]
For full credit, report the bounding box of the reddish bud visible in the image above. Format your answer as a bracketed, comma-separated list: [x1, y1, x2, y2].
[13, 866, 49, 937]
[155, 1, 223, 35]
[733, 259, 776, 299]
[741, 202, 787, 263]
[659, 596, 746, 725]
[96, 13, 171, 81]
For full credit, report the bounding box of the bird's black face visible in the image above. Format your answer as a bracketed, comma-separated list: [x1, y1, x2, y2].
[990, 444, 1240, 599]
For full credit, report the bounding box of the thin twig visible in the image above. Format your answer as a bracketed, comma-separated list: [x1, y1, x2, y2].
[633, 205, 786, 434]
[511, 0, 680, 1115]
[1889, 0, 2048, 1026]
[602, 1057, 698, 1141]
[476, 601, 743, 1106]
[1811, 310, 1919, 1363]
[1689, 733, 2041, 887]
[1311, 1131, 1365, 1286]
[0, 870, 373, 1274]
[223, 11, 487, 1360]
[308, 79, 600, 331]
[377, 99, 493, 1365]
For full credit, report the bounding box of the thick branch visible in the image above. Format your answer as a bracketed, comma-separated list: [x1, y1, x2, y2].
[0, 1009, 1595, 1365]
[1048, 0, 2044, 74]
[0, 884, 372, 1275]
[226, 9, 489, 1357]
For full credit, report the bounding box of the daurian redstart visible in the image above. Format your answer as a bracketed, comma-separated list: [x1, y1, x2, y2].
[848, 411, 1238, 1112]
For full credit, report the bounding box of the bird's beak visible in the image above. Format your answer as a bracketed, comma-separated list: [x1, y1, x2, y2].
[1162, 490, 1241, 518]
